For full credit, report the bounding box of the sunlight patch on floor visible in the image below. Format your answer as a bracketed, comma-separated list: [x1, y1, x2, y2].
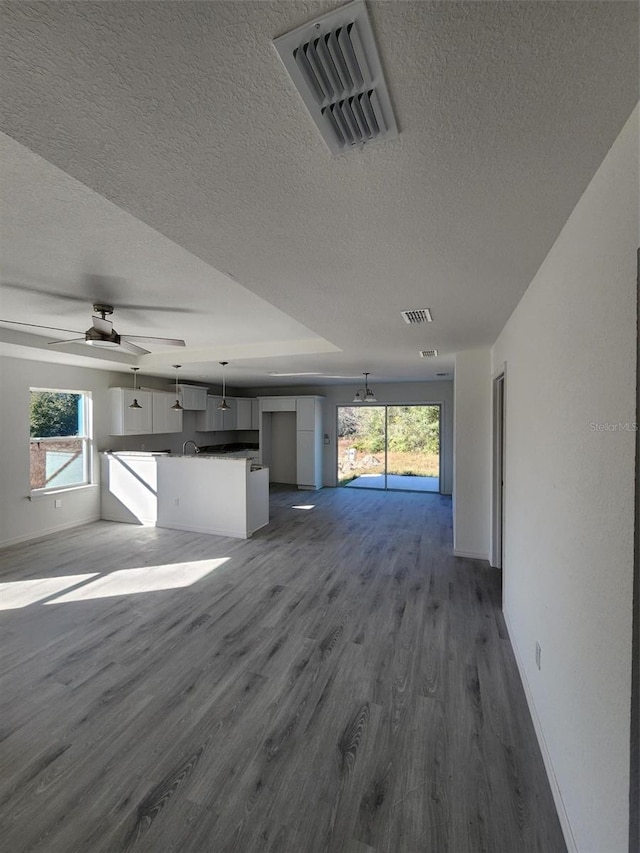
[0, 559, 230, 610]
[0, 574, 99, 610]
[44, 558, 230, 604]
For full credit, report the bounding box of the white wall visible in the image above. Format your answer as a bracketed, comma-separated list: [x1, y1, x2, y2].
[0, 358, 110, 546]
[491, 106, 638, 853]
[452, 347, 491, 559]
[0, 359, 226, 546]
[245, 380, 454, 492]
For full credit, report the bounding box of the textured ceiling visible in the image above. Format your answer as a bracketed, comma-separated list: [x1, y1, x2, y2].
[0, 1, 638, 386]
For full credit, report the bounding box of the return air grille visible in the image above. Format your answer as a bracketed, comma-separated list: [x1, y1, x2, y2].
[401, 309, 433, 324]
[419, 349, 439, 358]
[274, 0, 398, 155]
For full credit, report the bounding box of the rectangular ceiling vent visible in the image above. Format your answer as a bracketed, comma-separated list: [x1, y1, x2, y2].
[419, 349, 439, 358]
[401, 309, 433, 324]
[274, 0, 398, 155]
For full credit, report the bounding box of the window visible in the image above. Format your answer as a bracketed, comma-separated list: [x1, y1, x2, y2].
[29, 389, 93, 492]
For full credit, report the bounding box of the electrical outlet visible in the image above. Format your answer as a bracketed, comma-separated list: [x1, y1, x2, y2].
[535, 641, 542, 670]
[174, 497, 180, 506]
[54, 499, 62, 508]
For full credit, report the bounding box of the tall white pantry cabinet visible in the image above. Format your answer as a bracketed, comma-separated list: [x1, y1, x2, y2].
[295, 397, 323, 490]
[258, 395, 324, 490]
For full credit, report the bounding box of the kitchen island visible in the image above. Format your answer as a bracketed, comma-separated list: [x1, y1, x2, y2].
[101, 452, 269, 539]
[156, 455, 269, 539]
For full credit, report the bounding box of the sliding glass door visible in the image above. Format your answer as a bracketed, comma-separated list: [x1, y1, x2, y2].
[337, 406, 386, 490]
[337, 404, 440, 492]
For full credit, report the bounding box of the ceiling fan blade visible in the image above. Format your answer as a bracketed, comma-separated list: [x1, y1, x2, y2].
[2, 283, 194, 313]
[124, 335, 186, 347]
[0, 319, 82, 335]
[119, 340, 150, 355]
[48, 338, 87, 347]
[92, 316, 113, 335]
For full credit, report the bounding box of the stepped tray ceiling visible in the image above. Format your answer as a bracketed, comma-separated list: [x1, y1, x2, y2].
[0, 1, 637, 386]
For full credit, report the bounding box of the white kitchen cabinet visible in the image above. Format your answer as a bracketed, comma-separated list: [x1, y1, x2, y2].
[152, 391, 183, 434]
[108, 388, 153, 435]
[195, 396, 238, 432]
[108, 388, 182, 435]
[195, 396, 223, 431]
[235, 398, 253, 430]
[260, 397, 296, 412]
[259, 395, 324, 488]
[296, 430, 317, 487]
[177, 384, 208, 411]
[296, 397, 323, 489]
[296, 397, 318, 431]
[251, 399, 260, 430]
[222, 399, 237, 430]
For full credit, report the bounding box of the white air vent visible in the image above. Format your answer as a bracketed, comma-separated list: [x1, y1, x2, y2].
[401, 309, 433, 324]
[274, 0, 398, 155]
[419, 349, 439, 358]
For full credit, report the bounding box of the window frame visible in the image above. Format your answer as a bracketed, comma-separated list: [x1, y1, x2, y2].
[29, 388, 94, 495]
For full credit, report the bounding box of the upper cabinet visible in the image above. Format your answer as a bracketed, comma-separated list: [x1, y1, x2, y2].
[235, 398, 253, 431]
[108, 388, 153, 435]
[109, 388, 183, 435]
[195, 396, 223, 431]
[152, 391, 183, 434]
[195, 396, 237, 432]
[296, 397, 319, 431]
[177, 384, 209, 411]
[260, 397, 296, 412]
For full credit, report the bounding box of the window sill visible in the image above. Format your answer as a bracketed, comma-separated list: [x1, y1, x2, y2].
[28, 484, 98, 501]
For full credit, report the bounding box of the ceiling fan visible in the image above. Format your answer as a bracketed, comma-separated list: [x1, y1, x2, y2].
[0, 303, 185, 355]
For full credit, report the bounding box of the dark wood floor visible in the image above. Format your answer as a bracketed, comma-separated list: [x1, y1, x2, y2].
[0, 486, 566, 852]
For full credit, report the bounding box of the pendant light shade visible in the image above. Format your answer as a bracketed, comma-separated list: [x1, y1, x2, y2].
[171, 364, 183, 410]
[217, 361, 230, 411]
[129, 367, 142, 409]
[353, 372, 376, 403]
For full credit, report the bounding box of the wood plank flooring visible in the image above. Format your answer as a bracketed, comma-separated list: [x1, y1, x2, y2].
[0, 486, 566, 852]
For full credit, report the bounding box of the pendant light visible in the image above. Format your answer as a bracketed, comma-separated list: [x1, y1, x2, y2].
[129, 367, 142, 409]
[171, 364, 183, 410]
[217, 361, 230, 411]
[352, 372, 377, 403]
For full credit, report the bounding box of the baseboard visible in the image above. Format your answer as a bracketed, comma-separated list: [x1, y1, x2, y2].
[157, 521, 248, 539]
[453, 548, 489, 561]
[0, 515, 101, 550]
[504, 610, 578, 853]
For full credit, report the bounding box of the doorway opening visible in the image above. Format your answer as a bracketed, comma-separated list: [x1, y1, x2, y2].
[337, 404, 440, 492]
[491, 370, 506, 569]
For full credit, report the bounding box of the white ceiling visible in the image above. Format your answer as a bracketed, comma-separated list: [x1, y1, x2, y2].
[0, 1, 637, 388]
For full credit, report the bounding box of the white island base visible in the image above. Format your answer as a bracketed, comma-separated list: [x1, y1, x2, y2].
[156, 456, 269, 539]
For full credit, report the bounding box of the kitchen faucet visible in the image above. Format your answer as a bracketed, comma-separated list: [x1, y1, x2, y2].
[182, 440, 200, 456]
